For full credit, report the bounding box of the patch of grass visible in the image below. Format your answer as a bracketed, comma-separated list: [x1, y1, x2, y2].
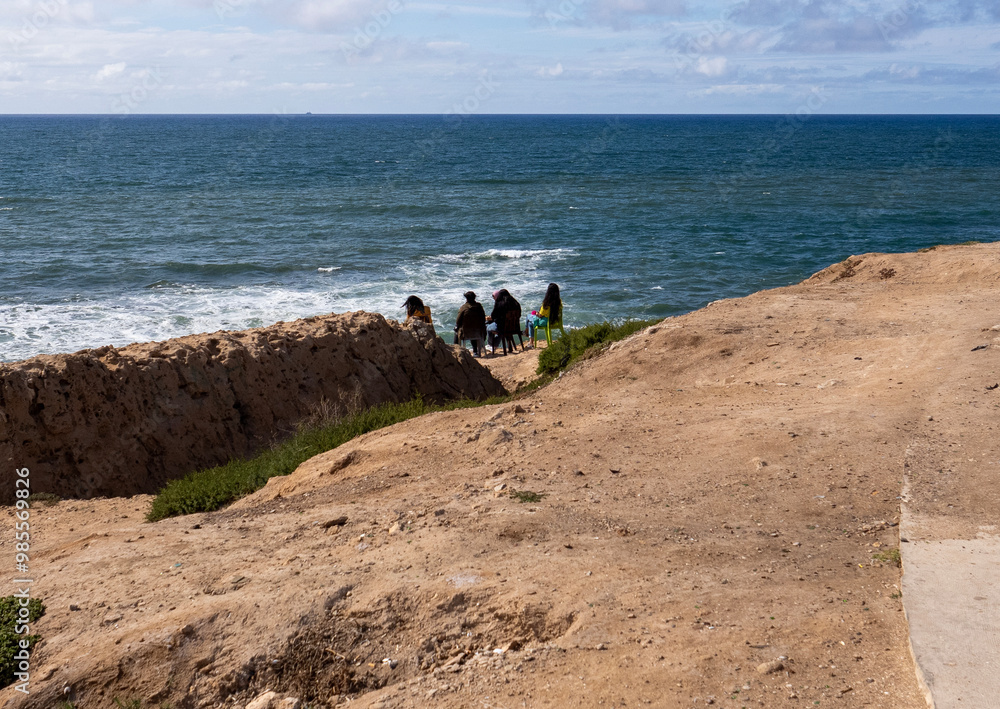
[537, 318, 661, 375]
[872, 548, 902, 567]
[149, 314, 654, 522]
[27, 492, 60, 507]
[147, 395, 505, 522]
[113, 700, 142, 709]
[0, 596, 45, 689]
[510, 490, 546, 503]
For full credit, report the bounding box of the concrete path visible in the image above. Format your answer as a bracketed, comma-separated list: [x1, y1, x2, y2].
[901, 511, 1000, 709]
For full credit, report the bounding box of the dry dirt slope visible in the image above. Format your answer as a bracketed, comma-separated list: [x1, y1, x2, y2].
[4, 243, 1000, 709]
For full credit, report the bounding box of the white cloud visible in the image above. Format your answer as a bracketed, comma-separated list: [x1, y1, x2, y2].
[539, 61, 564, 76]
[276, 0, 403, 31]
[692, 83, 787, 96]
[696, 55, 727, 76]
[93, 61, 126, 80]
[426, 40, 469, 52]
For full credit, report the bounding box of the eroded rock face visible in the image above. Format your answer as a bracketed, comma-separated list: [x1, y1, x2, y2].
[0, 312, 504, 500]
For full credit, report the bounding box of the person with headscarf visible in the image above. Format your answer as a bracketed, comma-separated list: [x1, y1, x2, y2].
[455, 290, 487, 357]
[489, 289, 523, 355]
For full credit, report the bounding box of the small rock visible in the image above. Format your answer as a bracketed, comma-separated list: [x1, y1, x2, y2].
[596, 643, 607, 651]
[102, 614, 123, 625]
[322, 516, 348, 529]
[69, 604, 81, 611]
[323, 586, 353, 609]
[278, 700, 301, 709]
[757, 660, 784, 675]
[388, 522, 404, 535]
[246, 691, 278, 709]
[180, 624, 195, 636]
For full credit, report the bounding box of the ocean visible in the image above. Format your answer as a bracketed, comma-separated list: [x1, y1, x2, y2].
[1, 114, 997, 363]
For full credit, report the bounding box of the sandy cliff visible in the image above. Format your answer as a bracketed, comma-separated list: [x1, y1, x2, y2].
[0, 312, 505, 500]
[2, 243, 999, 709]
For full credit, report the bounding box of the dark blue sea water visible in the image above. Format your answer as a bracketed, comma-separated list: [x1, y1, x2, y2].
[1, 114, 998, 362]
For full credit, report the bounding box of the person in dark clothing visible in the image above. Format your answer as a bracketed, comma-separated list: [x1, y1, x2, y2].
[489, 289, 523, 355]
[502, 291, 524, 353]
[455, 291, 487, 357]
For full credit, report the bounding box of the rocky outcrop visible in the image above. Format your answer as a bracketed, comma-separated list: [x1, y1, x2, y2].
[0, 312, 505, 500]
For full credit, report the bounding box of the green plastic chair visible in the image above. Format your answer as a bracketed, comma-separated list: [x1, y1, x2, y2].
[535, 316, 566, 347]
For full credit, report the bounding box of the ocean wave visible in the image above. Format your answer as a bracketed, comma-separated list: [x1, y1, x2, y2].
[0, 263, 577, 362]
[480, 248, 575, 259]
[160, 261, 308, 277]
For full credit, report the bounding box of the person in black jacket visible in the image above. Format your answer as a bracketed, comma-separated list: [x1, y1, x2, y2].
[455, 291, 487, 357]
[489, 289, 523, 355]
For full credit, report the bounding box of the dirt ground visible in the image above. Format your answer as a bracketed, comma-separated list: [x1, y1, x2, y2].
[4, 243, 1000, 709]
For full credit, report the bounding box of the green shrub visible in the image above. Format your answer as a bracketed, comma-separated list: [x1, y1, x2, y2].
[872, 548, 902, 567]
[0, 596, 45, 689]
[147, 396, 504, 522]
[149, 316, 658, 522]
[537, 318, 660, 375]
[27, 492, 60, 507]
[510, 490, 545, 503]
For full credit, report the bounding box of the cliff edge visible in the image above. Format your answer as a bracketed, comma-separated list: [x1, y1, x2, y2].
[0, 311, 505, 500]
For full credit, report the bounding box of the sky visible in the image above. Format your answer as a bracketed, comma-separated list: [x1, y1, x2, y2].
[1, 0, 998, 113]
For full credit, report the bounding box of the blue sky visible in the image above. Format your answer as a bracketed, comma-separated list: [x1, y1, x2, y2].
[1, 0, 998, 113]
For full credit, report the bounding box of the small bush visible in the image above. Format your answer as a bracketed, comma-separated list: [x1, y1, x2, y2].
[147, 396, 505, 522]
[510, 490, 546, 503]
[537, 319, 660, 375]
[27, 492, 60, 507]
[872, 548, 902, 567]
[0, 596, 45, 689]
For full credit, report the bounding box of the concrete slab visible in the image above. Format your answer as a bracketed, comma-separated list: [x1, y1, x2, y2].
[901, 513, 1000, 709]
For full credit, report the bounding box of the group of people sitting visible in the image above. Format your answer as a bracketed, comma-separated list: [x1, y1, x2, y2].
[402, 283, 562, 358]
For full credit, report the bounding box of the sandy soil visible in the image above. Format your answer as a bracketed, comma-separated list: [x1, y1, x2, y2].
[4, 243, 1000, 709]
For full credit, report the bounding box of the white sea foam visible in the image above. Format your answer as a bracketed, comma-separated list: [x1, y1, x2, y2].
[479, 248, 574, 260]
[0, 248, 579, 362]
